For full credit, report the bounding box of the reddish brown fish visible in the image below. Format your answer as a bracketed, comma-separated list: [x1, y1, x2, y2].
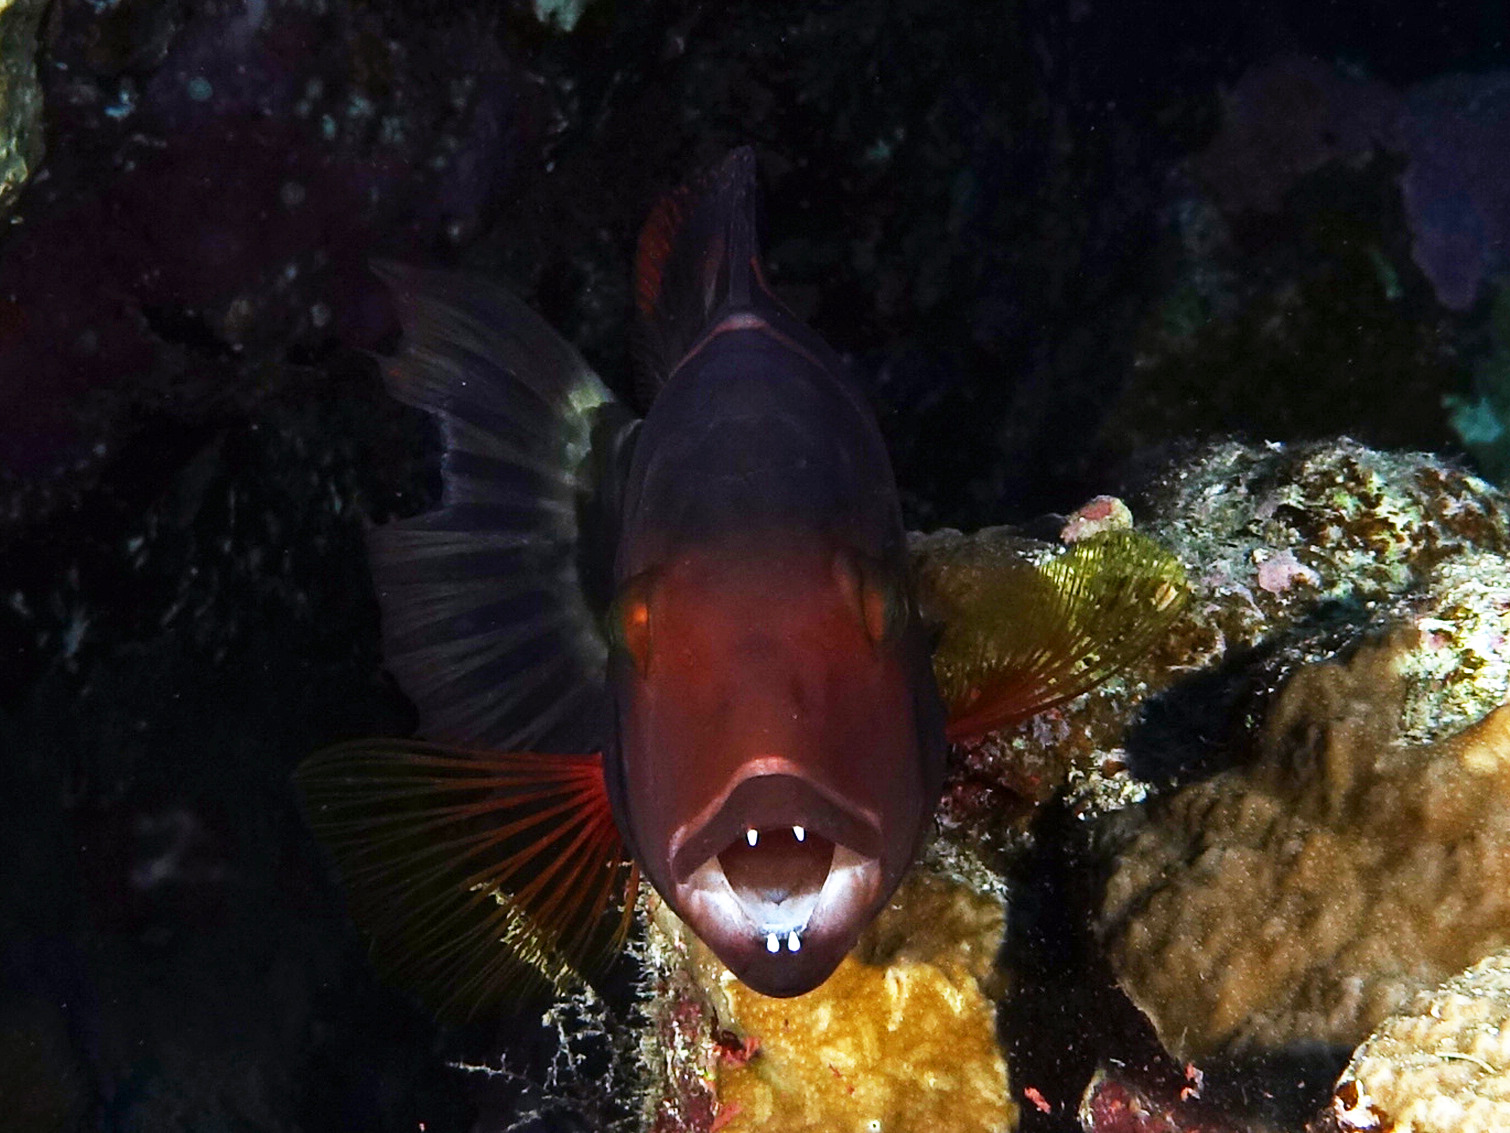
[297, 149, 940, 1009]
[295, 149, 1184, 1019]
[604, 151, 944, 994]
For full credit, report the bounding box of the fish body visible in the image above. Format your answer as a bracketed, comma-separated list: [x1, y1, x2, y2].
[602, 151, 943, 993]
[299, 150, 943, 1003]
[295, 149, 1183, 1018]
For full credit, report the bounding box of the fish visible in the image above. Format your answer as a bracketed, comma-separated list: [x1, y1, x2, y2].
[295, 148, 1188, 1020]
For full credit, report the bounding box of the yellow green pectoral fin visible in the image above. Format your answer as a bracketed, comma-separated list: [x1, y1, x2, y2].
[293, 740, 638, 1022]
[912, 528, 1189, 742]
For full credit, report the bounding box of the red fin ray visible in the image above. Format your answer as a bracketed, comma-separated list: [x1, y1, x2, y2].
[295, 741, 638, 1020]
[912, 529, 1190, 743]
[632, 147, 767, 398]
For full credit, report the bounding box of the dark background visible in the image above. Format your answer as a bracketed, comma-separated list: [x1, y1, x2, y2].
[2, 0, 1506, 1129]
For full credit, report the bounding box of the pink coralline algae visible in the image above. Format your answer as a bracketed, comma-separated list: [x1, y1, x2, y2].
[1254, 547, 1321, 594]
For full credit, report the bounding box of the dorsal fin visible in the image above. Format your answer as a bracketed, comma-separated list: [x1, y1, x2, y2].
[633, 147, 768, 396]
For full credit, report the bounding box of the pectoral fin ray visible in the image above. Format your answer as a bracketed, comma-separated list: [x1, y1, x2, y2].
[295, 740, 638, 1020]
[913, 528, 1189, 741]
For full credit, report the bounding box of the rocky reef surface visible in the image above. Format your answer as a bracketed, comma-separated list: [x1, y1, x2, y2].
[1334, 948, 1510, 1133]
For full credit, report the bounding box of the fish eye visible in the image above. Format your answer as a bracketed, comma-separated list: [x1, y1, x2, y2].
[832, 549, 899, 646]
[609, 571, 656, 675]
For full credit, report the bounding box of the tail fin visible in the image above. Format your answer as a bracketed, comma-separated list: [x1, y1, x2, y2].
[633, 147, 771, 394]
[369, 264, 638, 754]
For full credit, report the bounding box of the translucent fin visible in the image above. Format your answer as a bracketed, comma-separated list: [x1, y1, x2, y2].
[294, 740, 639, 1021]
[911, 529, 1190, 742]
[369, 263, 639, 754]
[633, 147, 768, 395]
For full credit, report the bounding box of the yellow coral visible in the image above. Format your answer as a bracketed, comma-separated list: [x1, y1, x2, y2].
[651, 872, 1016, 1133]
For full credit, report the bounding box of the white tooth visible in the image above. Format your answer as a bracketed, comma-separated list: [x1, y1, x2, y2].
[766, 933, 780, 954]
[746, 828, 759, 847]
[793, 825, 806, 842]
[787, 931, 801, 952]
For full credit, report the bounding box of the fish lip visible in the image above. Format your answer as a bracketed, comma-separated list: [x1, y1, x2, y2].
[666, 757, 883, 884]
[675, 840, 880, 996]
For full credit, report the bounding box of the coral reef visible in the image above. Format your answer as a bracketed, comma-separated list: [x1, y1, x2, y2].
[639, 871, 1014, 1133]
[938, 439, 1510, 852]
[630, 437, 1510, 1128]
[0, 0, 532, 490]
[1099, 631, 1510, 1060]
[6, 0, 1509, 1121]
[1335, 949, 1510, 1133]
[625, 439, 1510, 1128]
[0, 0, 44, 218]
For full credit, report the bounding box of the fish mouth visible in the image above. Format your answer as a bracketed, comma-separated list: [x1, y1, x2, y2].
[668, 764, 884, 995]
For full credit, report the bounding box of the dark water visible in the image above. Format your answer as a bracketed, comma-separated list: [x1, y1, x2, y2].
[1, 0, 1506, 1129]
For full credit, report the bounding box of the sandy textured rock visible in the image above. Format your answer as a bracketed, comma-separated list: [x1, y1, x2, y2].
[1099, 632, 1510, 1060]
[1335, 949, 1510, 1132]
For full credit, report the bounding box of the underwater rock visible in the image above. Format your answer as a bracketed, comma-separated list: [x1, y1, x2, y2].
[1334, 948, 1510, 1133]
[1078, 1064, 1255, 1133]
[938, 440, 1510, 845]
[0, 0, 535, 490]
[639, 870, 1015, 1133]
[1192, 53, 1510, 312]
[1099, 630, 1510, 1062]
[0, 0, 44, 219]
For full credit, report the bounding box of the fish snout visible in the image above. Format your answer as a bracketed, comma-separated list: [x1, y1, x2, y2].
[667, 773, 884, 996]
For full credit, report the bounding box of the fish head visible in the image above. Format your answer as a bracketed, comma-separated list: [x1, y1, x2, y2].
[607, 536, 937, 996]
